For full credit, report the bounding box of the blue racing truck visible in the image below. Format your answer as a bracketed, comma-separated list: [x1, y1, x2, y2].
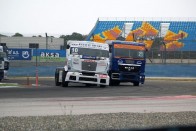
[106, 40, 146, 86]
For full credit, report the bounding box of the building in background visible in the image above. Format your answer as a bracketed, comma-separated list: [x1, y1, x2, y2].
[0, 37, 64, 50]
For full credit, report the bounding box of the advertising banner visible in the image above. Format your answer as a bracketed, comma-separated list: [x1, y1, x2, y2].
[8, 48, 32, 60]
[32, 49, 66, 62]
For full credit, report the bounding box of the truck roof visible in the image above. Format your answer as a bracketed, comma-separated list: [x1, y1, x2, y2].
[67, 40, 107, 45]
[67, 40, 109, 50]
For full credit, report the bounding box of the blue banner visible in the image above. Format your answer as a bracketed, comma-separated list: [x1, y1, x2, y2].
[33, 49, 66, 57]
[32, 49, 66, 62]
[8, 48, 32, 60]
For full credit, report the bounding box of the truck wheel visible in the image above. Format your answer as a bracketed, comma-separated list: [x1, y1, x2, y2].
[62, 71, 68, 87]
[109, 78, 115, 86]
[114, 81, 120, 86]
[133, 82, 139, 86]
[110, 79, 120, 86]
[55, 71, 61, 86]
[55, 76, 61, 86]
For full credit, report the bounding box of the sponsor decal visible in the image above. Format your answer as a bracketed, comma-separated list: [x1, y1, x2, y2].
[125, 66, 134, 71]
[118, 59, 123, 64]
[73, 58, 79, 64]
[8, 48, 31, 60]
[82, 55, 96, 60]
[40, 52, 60, 58]
[83, 60, 95, 62]
[137, 61, 142, 64]
[114, 44, 145, 50]
[98, 61, 107, 66]
[22, 51, 30, 59]
[32, 49, 66, 62]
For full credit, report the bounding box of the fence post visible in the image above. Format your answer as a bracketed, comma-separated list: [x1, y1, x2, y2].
[181, 50, 183, 63]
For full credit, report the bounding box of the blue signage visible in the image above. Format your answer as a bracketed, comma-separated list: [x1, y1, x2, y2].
[31, 49, 66, 62]
[33, 49, 66, 57]
[8, 48, 32, 60]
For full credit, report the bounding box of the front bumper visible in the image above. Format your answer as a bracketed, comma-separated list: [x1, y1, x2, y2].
[111, 72, 145, 84]
[65, 72, 110, 85]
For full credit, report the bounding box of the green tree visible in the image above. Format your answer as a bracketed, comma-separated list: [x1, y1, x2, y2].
[82, 34, 88, 40]
[60, 32, 87, 44]
[0, 34, 7, 37]
[60, 32, 87, 50]
[12, 32, 23, 37]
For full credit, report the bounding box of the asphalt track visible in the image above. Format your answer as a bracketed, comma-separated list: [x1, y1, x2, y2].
[0, 77, 196, 98]
[0, 77, 196, 117]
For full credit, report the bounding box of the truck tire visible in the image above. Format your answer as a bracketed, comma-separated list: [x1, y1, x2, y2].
[62, 70, 68, 87]
[55, 71, 61, 86]
[110, 79, 120, 86]
[133, 82, 139, 86]
[109, 72, 120, 86]
[114, 81, 120, 86]
[109, 79, 114, 86]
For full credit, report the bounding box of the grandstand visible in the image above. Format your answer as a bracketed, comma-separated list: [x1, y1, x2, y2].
[87, 18, 196, 61]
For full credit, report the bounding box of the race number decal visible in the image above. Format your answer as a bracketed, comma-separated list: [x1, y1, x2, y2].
[71, 47, 78, 54]
[138, 51, 144, 58]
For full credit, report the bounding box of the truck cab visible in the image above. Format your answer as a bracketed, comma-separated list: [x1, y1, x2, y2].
[0, 46, 9, 81]
[55, 41, 110, 87]
[106, 40, 146, 86]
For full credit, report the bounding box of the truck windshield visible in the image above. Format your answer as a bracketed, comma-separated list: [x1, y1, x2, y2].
[70, 47, 109, 58]
[114, 48, 145, 59]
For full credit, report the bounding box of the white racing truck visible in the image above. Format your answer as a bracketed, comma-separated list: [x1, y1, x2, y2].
[55, 41, 110, 87]
[0, 45, 9, 81]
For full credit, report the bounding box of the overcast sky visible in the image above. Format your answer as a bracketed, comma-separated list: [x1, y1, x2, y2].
[0, 0, 196, 36]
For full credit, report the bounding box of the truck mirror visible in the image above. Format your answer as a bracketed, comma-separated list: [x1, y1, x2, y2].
[66, 45, 70, 49]
[4, 61, 9, 70]
[109, 45, 112, 53]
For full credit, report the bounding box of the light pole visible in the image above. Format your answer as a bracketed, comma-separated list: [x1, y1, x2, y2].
[45, 33, 48, 49]
[29, 43, 39, 87]
[159, 26, 166, 64]
[35, 46, 38, 87]
[162, 40, 166, 64]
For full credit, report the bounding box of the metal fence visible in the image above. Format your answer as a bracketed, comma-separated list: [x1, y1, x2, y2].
[146, 50, 196, 64]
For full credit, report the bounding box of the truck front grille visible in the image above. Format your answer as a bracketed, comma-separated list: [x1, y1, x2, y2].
[82, 72, 95, 76]
[82, 61, 97, 71]
[79, 77, 97, 82]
